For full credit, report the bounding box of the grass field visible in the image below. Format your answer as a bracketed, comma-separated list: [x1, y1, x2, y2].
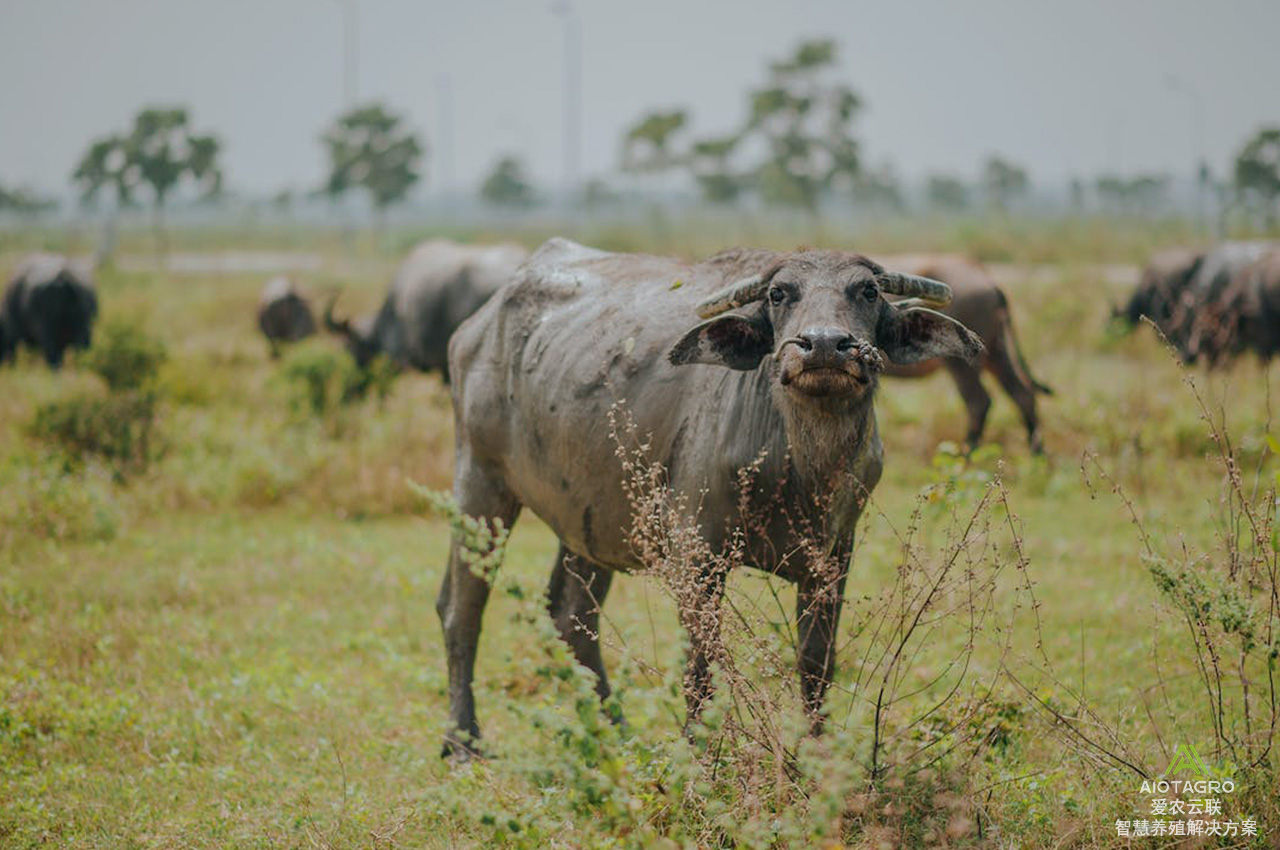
[2, 220, 1279, 848]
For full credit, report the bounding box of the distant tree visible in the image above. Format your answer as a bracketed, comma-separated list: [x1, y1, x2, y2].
[688, 135, 746, 205]
[745, 39, 861, 216]
[1069, 177, 1087, 211]
[1233, 127, 1280, 227]
[982, 156, 1029, 212]
[0, 183, 58, 219]
[72, 136, 132, 209]
[926, 174, 969, 213]
[270, 188, 295, 214]
[321, 103, 424, 231]
[480, 156, 536, 208]
[1094, 173, 1171, 217]
[72, 106, 222, 252]
[621, 109, 688, 198]
[581, 178, 622, 210]
[851, 163, 905, 212]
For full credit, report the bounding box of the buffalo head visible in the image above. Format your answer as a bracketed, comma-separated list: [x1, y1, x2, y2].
[668, 252, 983, 403]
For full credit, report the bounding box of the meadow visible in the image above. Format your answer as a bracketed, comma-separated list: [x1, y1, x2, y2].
[2, 216, 1278, 848]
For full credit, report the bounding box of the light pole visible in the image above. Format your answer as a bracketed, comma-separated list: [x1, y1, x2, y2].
[436, 73, 455, 201]
[1165, 74, 1206, 231]
[550, 1, 581, 206]
[335, 0, 359, 108]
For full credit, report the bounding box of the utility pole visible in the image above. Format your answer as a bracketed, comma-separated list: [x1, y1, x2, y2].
[436, 73, 455, 202]
[1165, 74, 1206, 232]
[550, 1, 581, 206]
[336, 0, 359, 108]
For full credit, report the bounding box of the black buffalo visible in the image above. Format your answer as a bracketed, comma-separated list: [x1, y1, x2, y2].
[1, 253, 99, 369]
[257, 276, 316, 358]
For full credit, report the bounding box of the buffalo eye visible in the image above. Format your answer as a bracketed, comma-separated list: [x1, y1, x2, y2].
[861, 282, 879, 302]
[769, 286, 786, 305]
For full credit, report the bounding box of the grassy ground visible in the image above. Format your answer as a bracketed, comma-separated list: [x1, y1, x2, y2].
[2, 221, 1279, 847]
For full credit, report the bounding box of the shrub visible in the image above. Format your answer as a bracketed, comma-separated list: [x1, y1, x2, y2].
[82, 321, 167, 392]
[30, 391, 158, 474]
[279, 342, 396, 430]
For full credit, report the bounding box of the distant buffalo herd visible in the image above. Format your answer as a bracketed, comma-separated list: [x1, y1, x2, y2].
[5, 236, 1276, 755]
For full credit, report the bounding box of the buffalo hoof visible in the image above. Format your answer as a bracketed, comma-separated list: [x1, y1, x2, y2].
[440, 734, 485, 762]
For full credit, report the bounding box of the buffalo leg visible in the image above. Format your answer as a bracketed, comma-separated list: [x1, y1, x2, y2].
[796, 549, 850, 735]
[944, 360, 991, 450]
[680, 566, 728, 728]
[546, 546, 615, 703]
[987, 348, 1043, 453]
[436, 454, 521, 759]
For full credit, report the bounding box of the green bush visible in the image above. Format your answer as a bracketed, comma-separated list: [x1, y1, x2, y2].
[30, 391, 158, 474]
[83, 321, 167, 392]
[279, 343, 396, 425]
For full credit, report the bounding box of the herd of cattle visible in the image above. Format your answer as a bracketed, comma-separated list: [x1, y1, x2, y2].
[3, 236, 1278, 755]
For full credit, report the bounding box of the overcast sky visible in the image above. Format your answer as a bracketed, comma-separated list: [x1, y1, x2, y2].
[1, 0, 1277, 198]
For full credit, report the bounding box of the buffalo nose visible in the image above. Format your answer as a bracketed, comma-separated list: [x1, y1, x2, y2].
[799, 328, 857, 359]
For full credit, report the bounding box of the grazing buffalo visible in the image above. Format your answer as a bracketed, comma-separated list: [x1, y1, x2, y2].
[1119, 242, 1279, 366]
[1220, 248, 1280, 362]
[438, 238, 983, 757]
[883, 257, 1052, 453]
[1117, 246, 1204, 335]
[257, 276, 316, 358]
[1, 253, 98, 369]
[324, 239, 528, 377]
[1175, 241, 1275, 365]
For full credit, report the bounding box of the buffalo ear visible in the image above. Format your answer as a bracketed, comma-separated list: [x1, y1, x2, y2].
[879, 307, 984, 365]
[669, 309, 773, 370]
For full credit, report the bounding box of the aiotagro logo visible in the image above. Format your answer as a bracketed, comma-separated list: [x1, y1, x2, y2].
[1115, 744, 1258, 839]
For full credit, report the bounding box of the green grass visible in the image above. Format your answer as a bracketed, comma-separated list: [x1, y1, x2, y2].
[2, 221, 1279, 847]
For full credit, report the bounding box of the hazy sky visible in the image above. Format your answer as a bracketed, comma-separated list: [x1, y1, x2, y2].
[1, 0, 1277, 198]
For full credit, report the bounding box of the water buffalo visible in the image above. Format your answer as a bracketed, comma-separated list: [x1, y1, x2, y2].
[1118, 243, 1279, 366]
[1117, 246, 1204, 336]
[883, 257, 1052, 453]
[438, 238, 983, 757]
[1, 253, 98, 369]
[1219, 247, 1280, 362]
[324, 239, 528, 377]
[1175, 241, 1275, 365]
[257, 276, 316, 358]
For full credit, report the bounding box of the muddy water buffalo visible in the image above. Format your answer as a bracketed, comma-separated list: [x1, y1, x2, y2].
[1175, 241, 1276, 365]
[1118, 246, 1204, 334]
[257, 276, 316, 358]
[1119, 242, 1279, 365]
[883, 257, 1052, 453]
[1, 253, 98, 369]
[1219, 247, 1280, 361]
[437, 238, 983, 756]
[324, 239, 528, 377]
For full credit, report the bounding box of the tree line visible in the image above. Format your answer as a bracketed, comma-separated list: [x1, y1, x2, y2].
[1, 38, 1278, 230]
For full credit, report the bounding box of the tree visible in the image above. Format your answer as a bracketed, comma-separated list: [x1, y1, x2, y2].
[745, 39, 861, 215]
[72, 106, 222, 252]
[851, 163, 905, 212]
[621, 109, 688, 176]
[480, 156, 536, 208]
[1233, 127, 1280, 227]
[321, 103, 424, 230]
[982, 156, 1029, 212]
[0, 183, 58, 219]
[688, 135, 746, 205]
[1094, 173, 1170, 217]
[925, 174, 969, 213]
